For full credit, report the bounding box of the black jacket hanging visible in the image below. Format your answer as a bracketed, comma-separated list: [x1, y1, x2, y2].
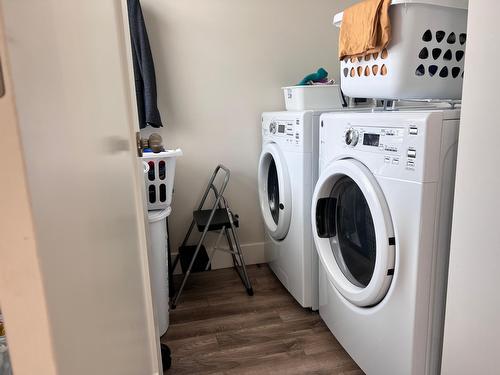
[127, 0, 162, 129]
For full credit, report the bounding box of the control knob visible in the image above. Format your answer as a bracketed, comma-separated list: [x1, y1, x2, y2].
[345, 128, 359, 146]
[269, 122, 277, 134]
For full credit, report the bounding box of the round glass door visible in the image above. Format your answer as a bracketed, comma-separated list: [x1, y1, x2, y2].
[267, 158, 280, 225]
[258, 143, 292, 241]
[312, 158, 395, 307]
[331, 176, 377, 288]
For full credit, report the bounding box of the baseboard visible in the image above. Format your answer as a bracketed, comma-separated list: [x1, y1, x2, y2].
[171, 242, 265, 275]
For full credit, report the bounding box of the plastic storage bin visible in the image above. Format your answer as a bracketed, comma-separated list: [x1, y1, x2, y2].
[148, 207, 171, 335]
[334, 0, 468, 100]
[142, 149, 182, 210]
[283, 84, 343, 111]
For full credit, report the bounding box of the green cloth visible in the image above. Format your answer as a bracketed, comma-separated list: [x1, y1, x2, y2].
[298, 68, 328, 85]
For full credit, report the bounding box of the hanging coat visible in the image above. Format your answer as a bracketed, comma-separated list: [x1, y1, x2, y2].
[127, 0, 163, 129]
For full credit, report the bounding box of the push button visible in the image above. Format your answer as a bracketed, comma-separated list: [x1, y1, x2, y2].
[407, 148, 417, 158]
[409, 126, 418, 135]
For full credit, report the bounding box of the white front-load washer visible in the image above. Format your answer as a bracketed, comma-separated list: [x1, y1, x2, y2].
[258, 110, 327, 309]
[311, 108, 460, 375]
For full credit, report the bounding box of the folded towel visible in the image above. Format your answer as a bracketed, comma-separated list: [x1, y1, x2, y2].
[338, 0, 392, 60]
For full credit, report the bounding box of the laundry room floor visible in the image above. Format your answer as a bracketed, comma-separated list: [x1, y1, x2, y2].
[162, 264, 363, 374]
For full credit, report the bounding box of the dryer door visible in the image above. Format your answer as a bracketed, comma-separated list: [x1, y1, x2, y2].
[312, 158, 395, 307]
[258, 142, 292, 241]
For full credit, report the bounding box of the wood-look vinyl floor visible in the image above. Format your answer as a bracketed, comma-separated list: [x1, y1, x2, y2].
[162, 264, 363, 374]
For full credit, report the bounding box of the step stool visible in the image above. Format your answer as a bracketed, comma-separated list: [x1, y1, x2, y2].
[170, 165, 254, 308]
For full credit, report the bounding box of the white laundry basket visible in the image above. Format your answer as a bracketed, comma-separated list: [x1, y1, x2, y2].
[334, 0, 468, 100]
[142, 149, 182, 210]
[148, 207, 171, 335]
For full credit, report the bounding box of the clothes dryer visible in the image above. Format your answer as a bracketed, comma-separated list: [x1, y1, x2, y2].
[312, 108, 460, 374]
[259, 110, 325, 309]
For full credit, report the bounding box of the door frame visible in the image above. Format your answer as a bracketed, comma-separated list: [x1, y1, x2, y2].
[119, 0, 162, 369]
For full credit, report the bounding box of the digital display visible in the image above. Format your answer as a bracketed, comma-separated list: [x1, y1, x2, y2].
[363, 133, 380, 147]
[278, 124, 285, 133]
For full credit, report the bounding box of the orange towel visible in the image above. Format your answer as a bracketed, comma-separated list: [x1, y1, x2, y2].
[339, 0, 392, 60]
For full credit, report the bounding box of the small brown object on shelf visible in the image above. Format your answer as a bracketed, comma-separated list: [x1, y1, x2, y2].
[149, 133, 163, 153]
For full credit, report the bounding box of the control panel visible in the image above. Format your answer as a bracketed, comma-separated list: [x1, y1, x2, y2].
[343, 125, 418, 171]
[262, 115, 303, 150]
[319, 109, 461, 183]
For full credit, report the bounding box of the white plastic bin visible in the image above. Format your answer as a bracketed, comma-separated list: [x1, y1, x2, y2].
[334, 0, 468, 100]
[283, 85, 343, 111]
[148, 207, 171, 336]
[142, 149, 182, 210]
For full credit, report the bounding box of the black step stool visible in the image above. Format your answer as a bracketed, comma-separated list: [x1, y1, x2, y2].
[170, 165, 253, 308]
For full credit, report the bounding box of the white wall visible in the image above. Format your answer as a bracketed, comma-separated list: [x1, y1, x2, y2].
[441, 2, 500, 374]
[140, 0, 355, 267]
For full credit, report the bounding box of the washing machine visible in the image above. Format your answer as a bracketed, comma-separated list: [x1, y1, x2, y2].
[258, 110, 327, 309]
[311, 108, 460, 374]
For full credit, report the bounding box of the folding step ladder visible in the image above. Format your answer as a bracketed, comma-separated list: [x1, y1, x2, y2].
[170, 165, 253, 309]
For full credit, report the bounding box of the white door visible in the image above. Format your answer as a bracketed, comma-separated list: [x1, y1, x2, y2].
[258, 142, 292, 240]
[0, 1, 160, 374]
[312, 159, 395, 307]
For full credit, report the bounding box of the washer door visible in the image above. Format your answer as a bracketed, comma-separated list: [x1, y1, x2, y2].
[312, 158, 395, 307]
[258, 143, 292, 241]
